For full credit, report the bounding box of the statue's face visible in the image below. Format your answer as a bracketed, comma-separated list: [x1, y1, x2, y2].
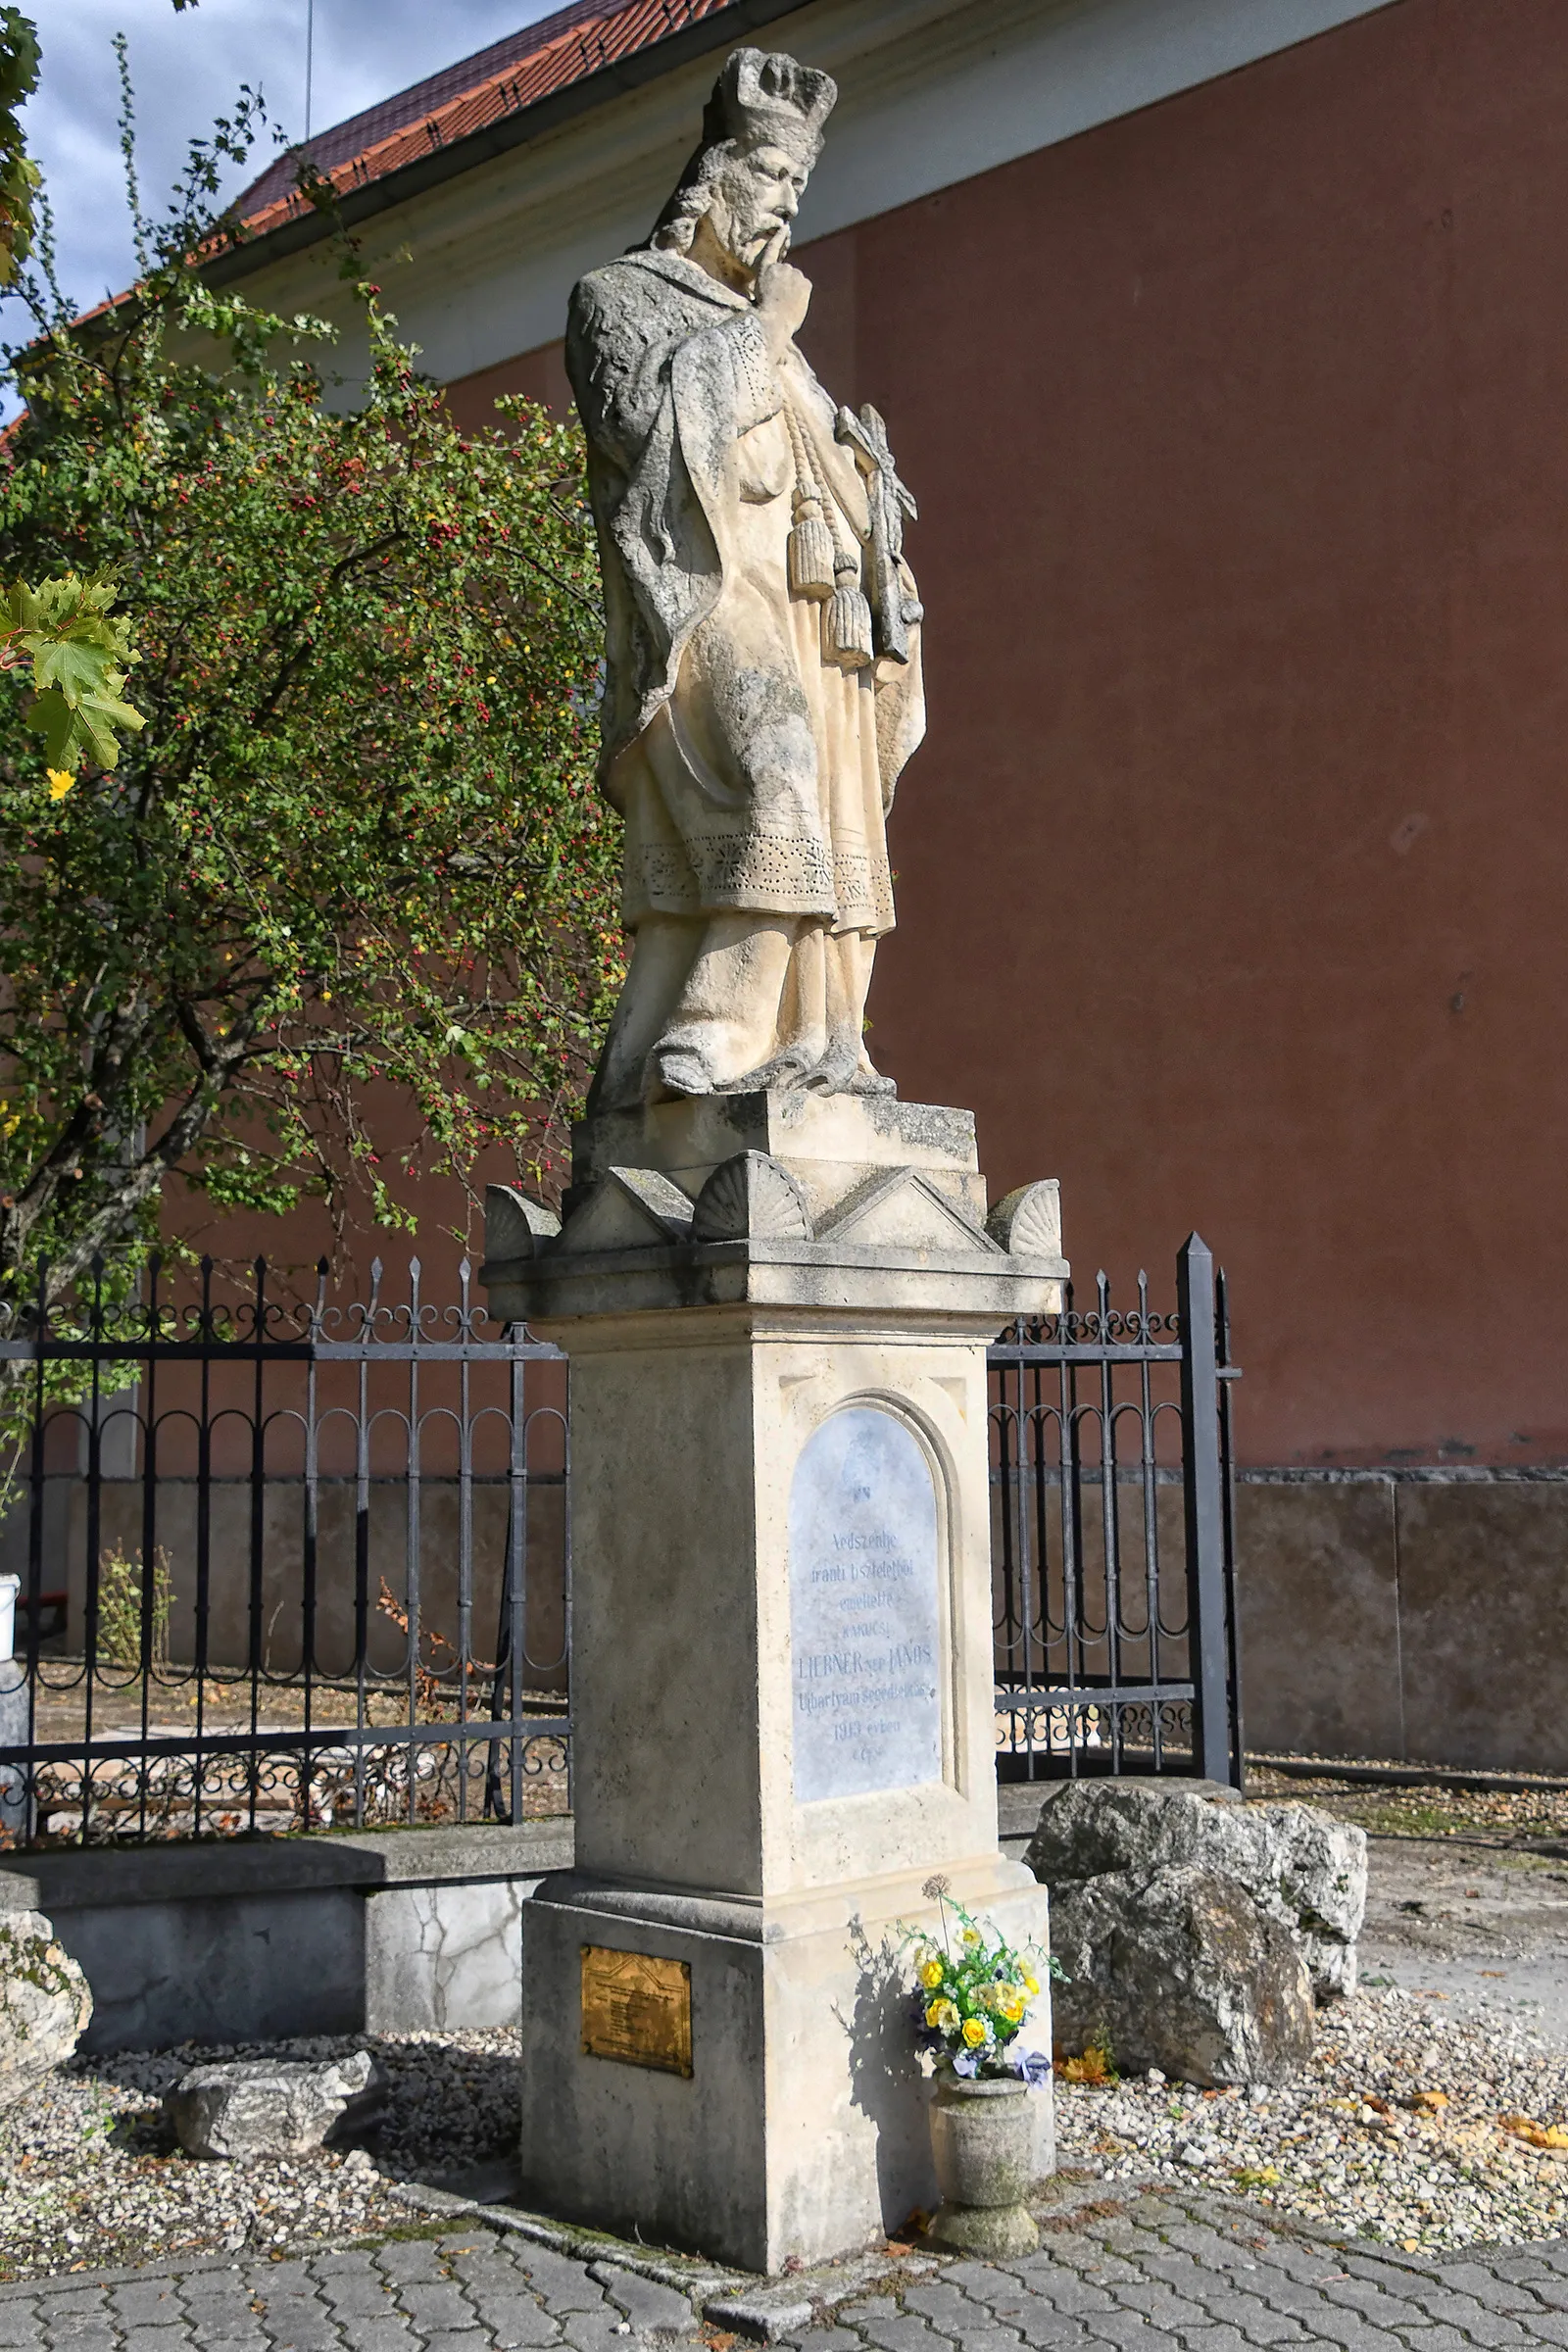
[708, 135, 813, 270]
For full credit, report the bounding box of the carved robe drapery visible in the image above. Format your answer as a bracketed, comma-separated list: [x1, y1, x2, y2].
[566, 246, 924, 956]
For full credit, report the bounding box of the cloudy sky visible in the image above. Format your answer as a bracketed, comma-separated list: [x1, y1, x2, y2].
[20, 1, 561, 317]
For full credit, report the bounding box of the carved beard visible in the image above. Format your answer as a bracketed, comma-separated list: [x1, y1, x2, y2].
[707, 142, 813, 274]
[709, 184, 788, 273]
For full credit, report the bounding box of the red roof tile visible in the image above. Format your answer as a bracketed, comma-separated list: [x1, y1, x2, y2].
[237, 0, 735, 244]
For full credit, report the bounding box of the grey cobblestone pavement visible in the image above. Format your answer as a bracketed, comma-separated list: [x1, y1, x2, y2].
[3, 2192, 1568, 2351]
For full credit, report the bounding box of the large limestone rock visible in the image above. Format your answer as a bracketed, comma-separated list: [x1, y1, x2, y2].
[1026, 1779, 1367, 1998]
[168, 2049, 383, 2161]
[1048, 1862, 1315, 2086]
[0, 1908, 93, 2105]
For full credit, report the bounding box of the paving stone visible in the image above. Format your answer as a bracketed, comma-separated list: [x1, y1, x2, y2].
[559, 2313, 638, 2352]
[1382, 2284, 1536, 2341]
[589, 2270, 696, 2333]
[856, 2314, 951, 2352]
[893, 2290, 976, 2331]
[328, 2323, 417, 2352]
[509, 2255, 606, 2316]
[1189, 2288, 1314, 2340]
[387, 2289, 472, 2334]
[1101, 2282, 1217, 2332]
[451, 2296, 558, 2349]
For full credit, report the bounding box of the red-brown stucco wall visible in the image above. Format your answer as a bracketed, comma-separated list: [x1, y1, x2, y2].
[448, 0, 1568, 1471]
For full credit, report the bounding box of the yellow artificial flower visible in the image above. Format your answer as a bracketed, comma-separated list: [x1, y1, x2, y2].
[47, 768, 75, 801]
[961, 1928, 981, 1948]
[1023, 1973, 1041, 1996]
[926, 1998, 959, 2033]
[961, 2018, 988, 2047]
[997, 1988, 1027, 2025]
[919, 1959, 945, 1990]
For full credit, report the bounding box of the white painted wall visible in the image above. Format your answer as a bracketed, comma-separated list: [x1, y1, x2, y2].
[231, 0, 1397, 391]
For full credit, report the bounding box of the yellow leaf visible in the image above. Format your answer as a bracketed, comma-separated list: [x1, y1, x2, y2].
[46, 767, 75, 800]
[1499, 2113, 1568, 2149]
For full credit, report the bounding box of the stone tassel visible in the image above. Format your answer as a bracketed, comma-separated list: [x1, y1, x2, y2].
[824, 553, 873, 671]
[787, 496, 836, 600]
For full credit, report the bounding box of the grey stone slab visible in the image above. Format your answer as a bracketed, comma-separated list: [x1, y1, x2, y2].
[450, 2296, 559, 2349]
[255, 2309, 341, 2351]
[106, 2292, 184, 2328]
[1189, 2289, 1314, 2341]
[510, 2255, 605, 2316]
[371, 2253, 450, 2287]
[1502, 2317, 1568, 2349]
[387, 2290, 472, 2334]
[588, 2271, 695, 2334]
[115, 2330, 192, 2352]
[409, 2335, 487, 2352]
[854, 2320, 949, 2352]
[1101, 2283, 1218, 2332]
[558, 2314, 636, 2352]
[327, 2323, 417, 2352]
[777, 2333, 860, 2352]
[917, 2330, 1023, 2352]
[1381, 2286, 1535, 2342]
[897, 2290, 991, 2332]
[317, 2285, 401, 2321]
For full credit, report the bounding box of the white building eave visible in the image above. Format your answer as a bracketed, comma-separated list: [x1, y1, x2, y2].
[221, 0, 1397, 392]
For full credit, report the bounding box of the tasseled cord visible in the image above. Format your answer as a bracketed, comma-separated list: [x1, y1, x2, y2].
[785, 398, 872, 669]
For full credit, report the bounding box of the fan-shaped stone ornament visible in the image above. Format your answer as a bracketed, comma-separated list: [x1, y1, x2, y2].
[484, 1185, 561, 1263]
[692, 1152, 812, 1243]
[986, 1180, 1063, 1259]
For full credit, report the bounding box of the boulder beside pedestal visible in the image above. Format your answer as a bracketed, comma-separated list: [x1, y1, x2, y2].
[1027, 1779, 1369, 2086]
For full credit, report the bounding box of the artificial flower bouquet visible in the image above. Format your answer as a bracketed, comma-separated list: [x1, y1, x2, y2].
[902, 1877, 1063, 2083]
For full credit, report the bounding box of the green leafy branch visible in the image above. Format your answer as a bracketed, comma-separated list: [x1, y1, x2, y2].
[0, 572, 145, 773]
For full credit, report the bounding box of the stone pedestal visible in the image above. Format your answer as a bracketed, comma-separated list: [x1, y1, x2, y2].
[482, 1094, 1066, 2275]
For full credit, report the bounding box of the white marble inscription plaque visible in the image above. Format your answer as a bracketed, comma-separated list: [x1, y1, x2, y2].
[789, 1407, 942, 1804]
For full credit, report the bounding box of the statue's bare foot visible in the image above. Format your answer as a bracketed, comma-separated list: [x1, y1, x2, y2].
[847, 1057, 897, 1098]
[646, 1048, 715, 1101]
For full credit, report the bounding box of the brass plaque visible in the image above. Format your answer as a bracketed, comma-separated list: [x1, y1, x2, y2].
[580, 1945, 693, 2077]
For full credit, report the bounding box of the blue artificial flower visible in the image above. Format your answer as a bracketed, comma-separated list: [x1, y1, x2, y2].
[952, 2049, 980, 2079]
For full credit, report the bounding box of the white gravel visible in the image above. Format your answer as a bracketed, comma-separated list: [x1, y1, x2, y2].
[0, 2027, 521, 2284]
[1055, 1984, 1568, 2250]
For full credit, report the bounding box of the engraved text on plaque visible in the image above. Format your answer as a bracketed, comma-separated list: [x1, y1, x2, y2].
[789, 1406, 942, 1803]
[580, 1945, 693, 2076]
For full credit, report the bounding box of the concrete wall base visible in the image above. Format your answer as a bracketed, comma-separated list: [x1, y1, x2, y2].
[0, 1822, 571, 2052]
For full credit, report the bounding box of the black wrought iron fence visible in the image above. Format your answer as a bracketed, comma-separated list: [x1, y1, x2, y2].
[989, 1233, 1244, 1787]
[0, 1233, 1243, 1849]
[0, 1253, 569, 1847]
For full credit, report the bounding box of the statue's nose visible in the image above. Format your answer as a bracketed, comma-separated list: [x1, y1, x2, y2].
[778, 184, 799, 220]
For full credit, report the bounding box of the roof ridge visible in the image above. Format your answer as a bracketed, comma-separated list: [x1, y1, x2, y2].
[235, 0, 660, 219]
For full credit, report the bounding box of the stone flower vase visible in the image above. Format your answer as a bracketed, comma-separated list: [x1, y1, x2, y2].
[926, 2074, 1039, 2254]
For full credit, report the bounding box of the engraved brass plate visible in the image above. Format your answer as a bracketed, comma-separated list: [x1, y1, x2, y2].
[580, 1945, 693, 2077]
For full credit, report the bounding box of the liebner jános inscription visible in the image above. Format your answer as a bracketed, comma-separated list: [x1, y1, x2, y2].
[789, 1406, 942, 1802]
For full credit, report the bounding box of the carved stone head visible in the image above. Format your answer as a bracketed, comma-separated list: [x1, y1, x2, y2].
[648, 48, 838, 276]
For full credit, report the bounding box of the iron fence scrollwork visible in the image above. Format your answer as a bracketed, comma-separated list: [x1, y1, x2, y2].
[0, 1251, 569, 1848]
[989, 1232, 1244, 1788]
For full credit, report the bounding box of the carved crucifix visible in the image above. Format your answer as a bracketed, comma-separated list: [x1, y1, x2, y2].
[835, 402, 920, 663]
